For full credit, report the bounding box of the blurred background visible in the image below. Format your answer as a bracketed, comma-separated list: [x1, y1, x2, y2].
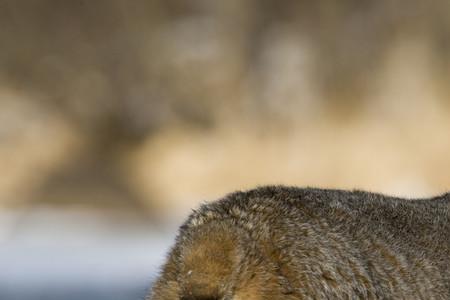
[1, 1, 450, 299]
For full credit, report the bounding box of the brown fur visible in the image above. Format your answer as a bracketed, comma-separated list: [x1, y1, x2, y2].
[148, 186, 450, 299]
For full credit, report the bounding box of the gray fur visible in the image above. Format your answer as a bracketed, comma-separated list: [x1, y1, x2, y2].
[148, 186, 450, 299]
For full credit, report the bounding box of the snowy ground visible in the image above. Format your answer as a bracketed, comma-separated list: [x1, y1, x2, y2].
[0, 208, 176, 300]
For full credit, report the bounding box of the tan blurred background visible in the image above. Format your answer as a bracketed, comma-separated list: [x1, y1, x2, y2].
[0, 1, 449, 299]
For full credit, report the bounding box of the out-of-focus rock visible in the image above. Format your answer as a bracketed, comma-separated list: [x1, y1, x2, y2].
[0, 88, 82, 207]
[126, 113, 449, 220]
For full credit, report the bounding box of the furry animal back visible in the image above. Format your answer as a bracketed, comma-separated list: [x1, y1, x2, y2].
[148, 186, 450, 299]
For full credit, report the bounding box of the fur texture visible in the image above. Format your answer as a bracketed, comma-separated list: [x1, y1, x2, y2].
[148, 186, 450, 299]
